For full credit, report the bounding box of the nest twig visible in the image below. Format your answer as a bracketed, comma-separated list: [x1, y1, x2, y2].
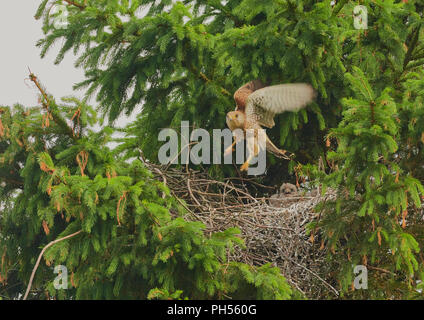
[147, 162, 337, 299]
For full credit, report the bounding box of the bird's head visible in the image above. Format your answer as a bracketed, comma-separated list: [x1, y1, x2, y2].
[226, 111, 245, 129]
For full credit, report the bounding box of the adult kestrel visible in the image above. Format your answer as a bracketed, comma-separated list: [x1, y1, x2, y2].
[225, 80, 316, 171]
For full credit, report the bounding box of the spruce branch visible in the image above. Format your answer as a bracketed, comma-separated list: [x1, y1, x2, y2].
[331, 0, 348, 17]
[62, 0, 86, 10]
[28, 69, 77, 141]
[183, 61, 231, 97]
[370, 101, 376, 125]
[403, 26, 421, 71]
[1, 178, 24, 187]
[396, 26, 422, 84]
[207, 2, 243, 28]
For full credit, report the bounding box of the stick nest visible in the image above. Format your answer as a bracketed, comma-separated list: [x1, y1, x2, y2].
[149, 163, 338, 299]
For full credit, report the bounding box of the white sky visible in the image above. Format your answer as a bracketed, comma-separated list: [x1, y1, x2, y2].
[0, 2, 85, 107]
[0, 1, 138, 127]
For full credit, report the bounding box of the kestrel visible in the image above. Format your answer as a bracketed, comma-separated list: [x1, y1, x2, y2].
[225, 80, 316, 171]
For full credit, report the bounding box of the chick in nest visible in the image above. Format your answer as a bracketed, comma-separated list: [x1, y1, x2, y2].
[268, 183, 299, 208]
[280, 183, 298, 195]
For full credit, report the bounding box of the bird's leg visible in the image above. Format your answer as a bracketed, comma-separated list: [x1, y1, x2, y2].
[240, 154, 253, 171]
[225, 129, 244, 156]
[224, 139, 237, 156]
[240, 131, 259, 172]
[240, 148, 259, 171]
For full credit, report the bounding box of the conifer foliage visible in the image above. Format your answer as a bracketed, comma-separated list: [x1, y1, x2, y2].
[34, 0, 341, 183]
[306, 2, 424, 298]
[0, 73, 292, 299]
[1, 0, 424, 300]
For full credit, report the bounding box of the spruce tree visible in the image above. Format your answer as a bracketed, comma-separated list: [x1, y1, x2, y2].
[34, 0, 340, 184]
[0, 73, 293, 299]
[305, 2, 424, 299]
[1, 0, 424, 300]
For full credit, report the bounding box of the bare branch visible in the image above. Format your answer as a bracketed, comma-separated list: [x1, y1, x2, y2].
[23, 230, 83, 300]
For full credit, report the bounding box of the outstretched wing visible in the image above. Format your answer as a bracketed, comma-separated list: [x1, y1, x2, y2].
[246, 83, 316, 128]
[234, 80, 266, 112]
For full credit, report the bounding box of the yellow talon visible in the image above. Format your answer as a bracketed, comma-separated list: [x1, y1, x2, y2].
[240, 161, 250, 171]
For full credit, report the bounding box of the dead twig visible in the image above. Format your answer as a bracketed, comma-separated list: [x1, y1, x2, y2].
[23, 230, 83, 300]
[144, 162, 336, 298]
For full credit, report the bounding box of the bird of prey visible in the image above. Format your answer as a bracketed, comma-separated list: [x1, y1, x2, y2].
[225, 80, 316, 171]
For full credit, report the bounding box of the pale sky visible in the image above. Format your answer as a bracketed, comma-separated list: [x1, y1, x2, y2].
[0, 2, 85, 107]
[0, 1, 138, 127]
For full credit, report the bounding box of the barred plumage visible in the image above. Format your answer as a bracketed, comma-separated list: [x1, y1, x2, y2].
[226, 80, 316, 171]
